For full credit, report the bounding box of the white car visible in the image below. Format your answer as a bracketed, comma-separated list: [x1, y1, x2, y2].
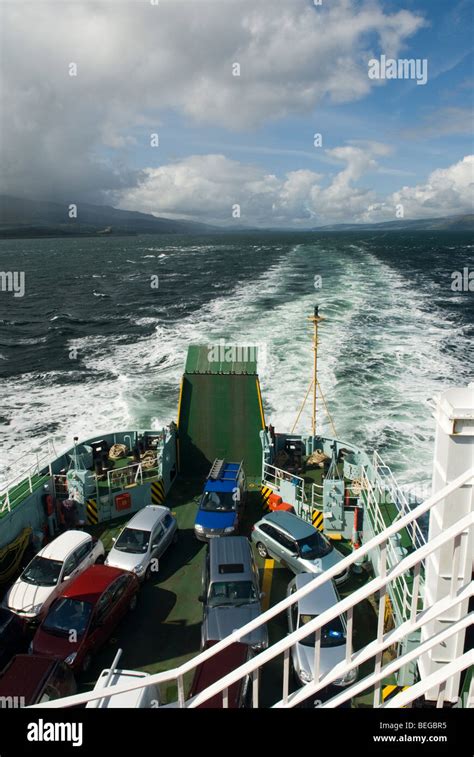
[105, 505, 178, 581]
[4, 531, 105, 622]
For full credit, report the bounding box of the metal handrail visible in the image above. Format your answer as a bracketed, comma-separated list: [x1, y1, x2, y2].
[280, 603, 473, 709]
[361, 469, 420, 622]
[30, 467, 474, 709]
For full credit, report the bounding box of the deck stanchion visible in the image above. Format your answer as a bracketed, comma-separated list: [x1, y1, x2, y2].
[410, 561, 421, 622]
[282, 648, 290, 704]
[252, 669, 259, 708]
[345, 606, 354, 665]
[313, 627, 321, 686]
[177, 675, 185, 708]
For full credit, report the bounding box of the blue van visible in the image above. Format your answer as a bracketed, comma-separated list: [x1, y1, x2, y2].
[194, 460, 246, 541]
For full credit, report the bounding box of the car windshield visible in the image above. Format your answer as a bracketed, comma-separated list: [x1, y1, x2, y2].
[43, 598, 93, 638]
[298, 613, 346, 647]
[21, 556, 63, 587]
[200, 491, 236, 512]
[208, 581, 257, 607]
[114, 527, 150, 554]
[297, 531, 333, 559]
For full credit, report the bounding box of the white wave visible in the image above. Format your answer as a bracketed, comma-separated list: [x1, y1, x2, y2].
[0, 241, 470, 489]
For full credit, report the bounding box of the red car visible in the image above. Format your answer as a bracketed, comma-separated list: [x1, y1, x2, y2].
[31, 565, 139, 673]
[0, 655, 76, 707]
[188, 641, 253, 708]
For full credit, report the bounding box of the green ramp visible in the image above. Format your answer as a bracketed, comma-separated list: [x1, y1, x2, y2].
[177, 345, 265, 477]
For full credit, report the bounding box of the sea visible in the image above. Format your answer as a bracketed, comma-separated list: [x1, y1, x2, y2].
[0, 231, 472, 490]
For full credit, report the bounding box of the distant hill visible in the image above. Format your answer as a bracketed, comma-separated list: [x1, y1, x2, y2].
[0, 195, 218, 238]
[312, 214, 474, 232]
[0, 194, 472, 238]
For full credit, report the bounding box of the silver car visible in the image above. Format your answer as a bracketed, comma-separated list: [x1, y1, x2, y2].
[105, 505, 178, 581]
[287, 573, 357, 689]
[200, 536, 268, 651]
[251, 511, 349, 585]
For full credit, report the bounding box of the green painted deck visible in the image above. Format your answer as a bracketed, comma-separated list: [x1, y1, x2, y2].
[178, 346, 265, 477]
[377, 497, 413, 550]
[81, 475, 378, 707]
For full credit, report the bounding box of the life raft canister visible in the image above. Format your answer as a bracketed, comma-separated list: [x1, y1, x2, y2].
[268, 492, 294, 513]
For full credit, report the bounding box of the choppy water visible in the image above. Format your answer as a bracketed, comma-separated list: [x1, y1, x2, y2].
[0, 231, 472, 488]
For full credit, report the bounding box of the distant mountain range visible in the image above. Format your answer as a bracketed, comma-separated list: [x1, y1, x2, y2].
[312, 215, 474, 231]
[0, 194, 472, 238]
[0, 195, 218, 237]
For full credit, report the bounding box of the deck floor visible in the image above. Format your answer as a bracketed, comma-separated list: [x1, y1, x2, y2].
[83, 476, 379, 707]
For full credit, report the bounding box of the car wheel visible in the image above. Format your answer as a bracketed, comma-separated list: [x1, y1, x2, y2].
[256, 542, 268, 559]
[95, 555, 105, 565]
[172, 529, 179, 545]
[129, 594, 138, 612]
[81, 654, 92, 673]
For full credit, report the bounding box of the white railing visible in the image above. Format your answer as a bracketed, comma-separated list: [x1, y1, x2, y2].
[311, 482, 324, 508]
[31, 466, 474, 710]
[371, 451, 427, 550]
[0, 439, 57, 513]
[262, 462, 307, 517]
[107, 462, 143, 491]
[361, 468, 422, 623]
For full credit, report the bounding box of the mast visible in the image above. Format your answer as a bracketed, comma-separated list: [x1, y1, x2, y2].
[309, 306, 324, 436]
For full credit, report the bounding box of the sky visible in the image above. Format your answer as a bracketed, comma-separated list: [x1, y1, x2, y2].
[0, 0, 473, 227]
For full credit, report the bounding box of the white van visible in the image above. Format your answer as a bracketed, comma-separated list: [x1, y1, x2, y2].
[86, 667, 160, 708]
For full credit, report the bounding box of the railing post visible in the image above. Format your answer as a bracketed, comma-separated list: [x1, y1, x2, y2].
[252, 668, 259, 708]
[420, 384, 474, 704]
[177, 675, 185, 708]
[282, 648, 290, 705]
[373, 540, 387, 707]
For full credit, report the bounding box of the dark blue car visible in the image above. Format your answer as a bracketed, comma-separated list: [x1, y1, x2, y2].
[194, 460, 246, 541]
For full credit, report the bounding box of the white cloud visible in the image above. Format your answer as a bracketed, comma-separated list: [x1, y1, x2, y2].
[385, 155, 474, 220]
[0, 0, 425, 199]
[117, 150, 474, 227]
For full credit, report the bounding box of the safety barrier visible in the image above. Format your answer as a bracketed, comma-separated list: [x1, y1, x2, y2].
[31, 466, 473, 710]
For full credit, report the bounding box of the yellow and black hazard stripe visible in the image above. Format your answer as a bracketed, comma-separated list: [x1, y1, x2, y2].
[86, 498, 99, 526]
[151, 478, 165, 505]
[261, 485, 273, 511]
[312, 509, 324, 531]
[382, 684, 409, 704]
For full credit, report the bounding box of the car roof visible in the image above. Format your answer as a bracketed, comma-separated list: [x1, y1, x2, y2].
[0, 655, 59, 704]
[60, 565, 127, 603]
[121, 505, 168, 530]
[89, 669, 150, 708]
[38, 530, 90, 561]
[208, 536, 254, 582]
[189, 641, 250, 708]
[205, 479, 235, 493]
[293, 573, 339, 615]
[205, 462, 241, 493]
[263, 511, 314, 540]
